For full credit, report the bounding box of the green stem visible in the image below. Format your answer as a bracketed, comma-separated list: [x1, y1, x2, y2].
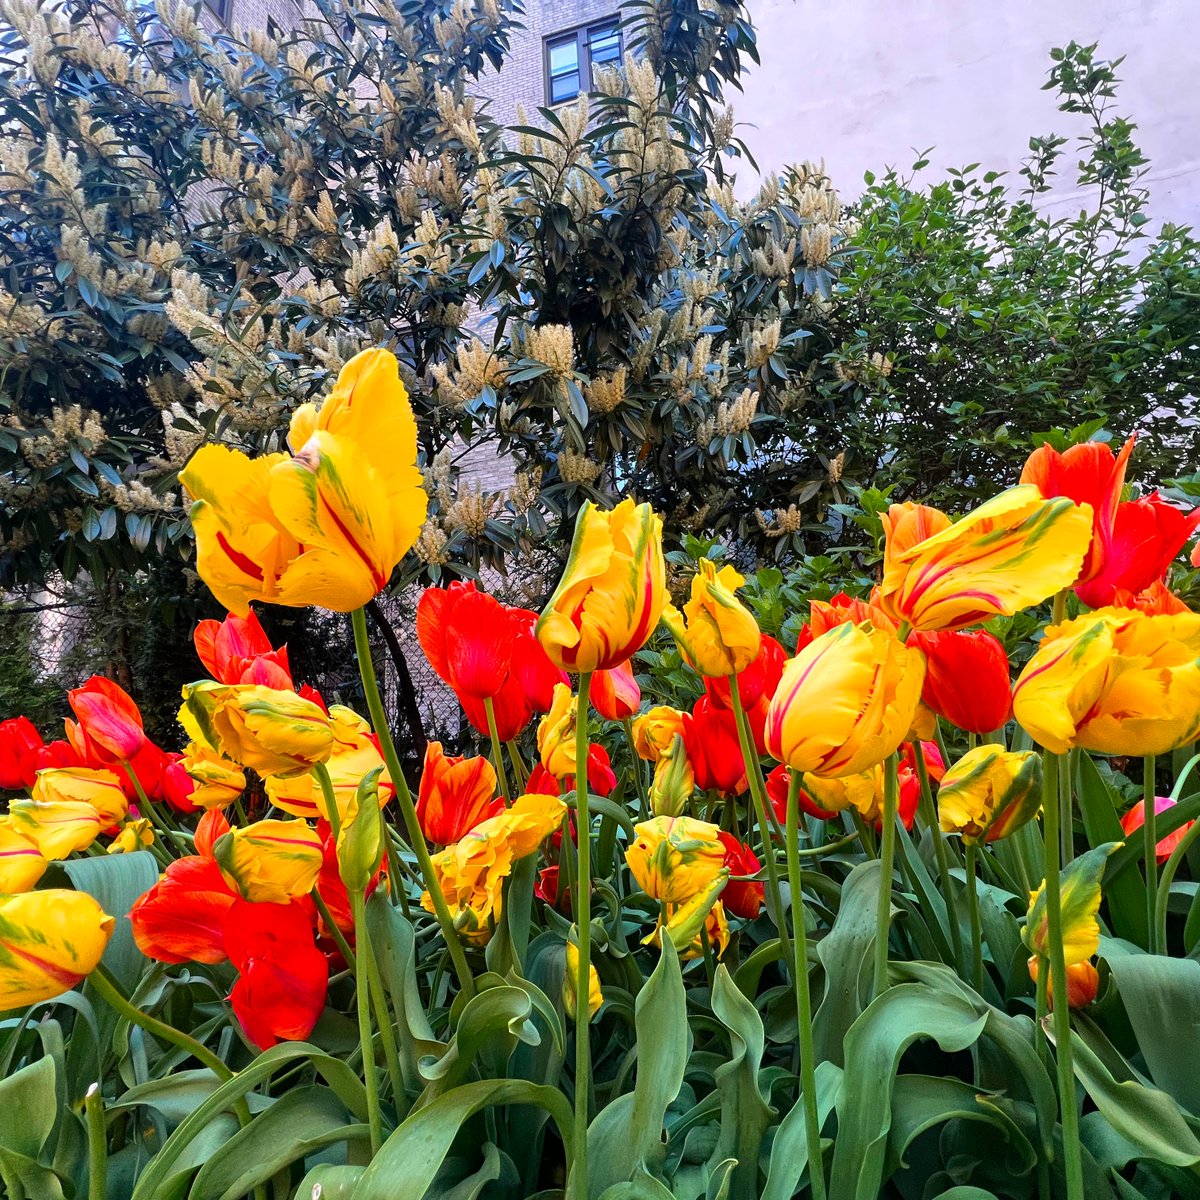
[572, 671, 594, 1200]
[351, 891, 383, 1153]
[351, 607, 475, 999]
[361, 900, 404, 1108]
[483, 697, 512, 805]
[872, 754, 900, 998]
[914, 737, 964, 970]
[311, 889, 356, 969]
[1059, 747, 1075, 869]
[85, 1084, 106, 1200]
[120, 762, 191, 855]
[506, 740, 529, 791]
[1144, 754, 1158, 955]
[965, 842, 983, 994]
[314, 761, 342, 842]
[621, 717, 649, 821]
[786, 772, 827, 1200]
[1041, 750, 1083, 1200]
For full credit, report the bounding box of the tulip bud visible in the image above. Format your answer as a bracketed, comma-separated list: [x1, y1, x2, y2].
[1027, 956, 1100, 1010]
[649, 734, 694, 818]
[660, 559, 761, 678]
[213, 818, 324, 904]
[625, 816, 726, 905]
[337, 768, 387, 893]
[563, 940, 602, 1021]
[659, 874, 729, 954]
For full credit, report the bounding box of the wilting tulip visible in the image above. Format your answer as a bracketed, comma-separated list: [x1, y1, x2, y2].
[625, 815, 726, 905]
[1021, 435, 1135, 585]
[7, 800, 102, 859]
[878, 486, 1093, 632]
[417, 581, 516, 700]
[213, 818, 324, 904]
[631, 706, 688, 762]
[591, 660, 642, 721]
[718, 832, 763, 919]
[107, 819, 155, 854]
[704, 635, 786, 710]
[1027, 957, 1100, 1010]
[914, 629, 1012, 734]
[0, 820, 48, 892]
[1013, 608, 1200, 756]
[181, 682, 333, 778]
[194, 608, 293, 689]
[766, 622, 926, 778]
[179, 743, 246, 810]
[0, 717, 43, 791]
[32, 767, 128, 828]
[649, 734, 695, 818]
[684, 698, 748, 796]
[661, 559, 761, 678]
[131, 855, 236, 964]
[65, 675, 146, 765]
[1074, 492, 1200, 610]
[416, 742, 502, 845]
[0, 891, 114, 1010]
[1025, 842, 1120, 966]
[938, 746, 1042, 844]
[537, 683, 577, 779]
[537, 499, 668, 673]
[563, 941, 603, 1021]
[1120, 795, 1195, 864]
[182, 349, 427, 613]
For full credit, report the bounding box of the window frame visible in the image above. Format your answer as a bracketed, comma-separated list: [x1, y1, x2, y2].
[542, 17, 622, 107]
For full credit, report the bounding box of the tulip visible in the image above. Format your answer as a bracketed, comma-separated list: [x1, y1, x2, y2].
[130, 855, 236, 964]
[526, 763, 561, 797]
[1025, 842, 1120, 966]
[1027, 957, 1100, 1010]
[267, 724, 393, 823]
[649, 734, 695, 818]
[938, 746, 1042, 844]
[652, 880, 730, 960]
[704, 635, 786, 710]
[179, 743, 246, 810]
[32, 767, 128, 828]
[767, 764, 843, 822]
[7, 799, 102, 859]
[797, 769, 878, 819]
[416, 742, 502, 845]
[0, 717, 43, 790]
[25, 739, 81, 775]
[796, 592, 896, 651]
[336, 770, 387, 893]
[591, 660, 641, 721]
[563, 941, 603, 1021]
[182, 349, 427, 614]
[631, 706, 687, 762]
[914, 629, 1012, 734]
[572, 744, 617, 798]
[878, 486, 1094, 632]
[684, 698, 748, 796]
[625, 815, 726, 905]
[107, 819, 155, 854]
[181, 682, 334, 778]
[766, 622, 926, 778]
[1111, 581, 1190, 616]
[1074, 492, 1200, 610]
[224, 897, 328, 1050]
[1021, 435, 1135, 584]
[160, 754, 197, 813]
[119, 740, 171, 804]
[65, 675, 146, 765]
[213, 818, 325, 904]
[537, 499, 668, 673]
[1120, 795, 1195, 864]
[537, 683, 577, 779]
[1013, 608, 1200, 756]
[417, 581, 516, 700]
[718, 832, 764, 919]
[0, 820, 48, 892]
[0, 891, 114, 1010]
[661, 559, 761, 678]
[194, 608, 293, 688]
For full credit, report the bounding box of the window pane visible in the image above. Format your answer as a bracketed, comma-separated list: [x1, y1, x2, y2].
[550, 70, 581, 103]
[588, 25, 621, 66]
[548, 38, 579, 74]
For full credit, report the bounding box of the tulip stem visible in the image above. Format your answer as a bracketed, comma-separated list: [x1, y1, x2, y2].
[572, 671, 594, 1200]
[965, 843, 983, 994]
[1040, 750, 1084, 1200]
[786, 771, 828, 1200]
[728, 677, 791, 963]
[506, 740, 529, 791]
[84, 1084, 106, 1200]
[1144, 755, 1158, 954]
[351, 607, 475, 1000]
[914, 737, 964, 970]
[351, 891, 384, 1153]
[621, 718, 649, 821]
[872, 753, 900, 999]
[119, 762, 192, 856]
[483, 698, 512, 805]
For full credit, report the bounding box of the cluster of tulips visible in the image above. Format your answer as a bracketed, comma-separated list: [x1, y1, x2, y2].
[3, 348, 1200, 1200]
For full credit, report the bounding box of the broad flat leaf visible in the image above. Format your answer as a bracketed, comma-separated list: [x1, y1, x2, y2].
[294, 1165, 363, 1199]
[761, 1061, 842, 1200]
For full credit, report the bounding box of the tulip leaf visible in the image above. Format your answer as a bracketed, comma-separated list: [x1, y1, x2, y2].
[294, 1164, 364, 1199]
[761, 1061, 842, 1200]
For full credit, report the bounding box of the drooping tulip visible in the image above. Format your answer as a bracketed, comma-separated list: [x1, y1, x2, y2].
[213, 818, 325, 904]
[878, 486, 1093, 632]
[765, 622, 926, 778]
[1120, 795, 1195, 864]
[1013, 608, 1200, 756]
[417, 581, 516, 700]
[194, 608, 293, 688]
[661, 559, 761, 678]
[416, 742, 502, 845]
[537, 683, 577, 779]
[1025, 842, 1120, 966]
[537, 499, 667, 673]
[65, 675, 146, 764]
[937, 745, 1042, 844]
[624, 815, 727, 905]
[0, 717, 43, 791]
[591, 660, 642, 721]
[914, 629, 1013, 734]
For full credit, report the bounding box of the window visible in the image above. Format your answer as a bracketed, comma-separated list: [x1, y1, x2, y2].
[544, 19, 622, 105]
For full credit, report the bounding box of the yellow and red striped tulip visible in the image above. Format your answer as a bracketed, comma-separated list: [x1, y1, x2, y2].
[765, 622, 926, 778]
[625, 815, 726, 905]
[0, 890, 114, 1010]
[1025, 842, 1120, 966]
[537, 683, 577, 779]
[878, 485, 1094, 632]
[1027, 957, 1100, 1010]
[267, 728, 392, 823]
[1013, 608, 1200, 756]
[631, 706, 688, 762]
[7, 799, 102, 860]
[661, 559, 761, 678]
[213, 818, 324, 904]
[180, 743, 247, 810]
[0, 820, 48, 892]
[32, 767, 128, 827]
[537, 499, 667, 673]
[937, 745, 1042, 844]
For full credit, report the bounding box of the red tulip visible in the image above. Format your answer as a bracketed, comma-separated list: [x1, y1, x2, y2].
[194, 609, 293, 688]
[1121, 795, 1195, 864]
[914, 629, 1012, 734]
[567, 744, 616, 798]
[416, 741, 502, 844]
[718, 832, 763, 919]
[592, 660, 642, 721]
[195, 808, 232, 857]
[161, 754, 198, 813]
[766, 764, 842, 822]
[460, 672, 534, 742]
[1074, 493, 1200, 609]
[535, 865, 569, 912]
[130, 855, 237, 964]
[26, 738, 81, 776]
[224, 898, 327, 1050]
[65, 676, 146, 764]
[0, 716, 43, 790]
[508, 608, 568, 713]
[417, 582, 515, 700]
[118, 739, 171, 802]
[685, 698, 748, 796]
[705, 635, 786, 710]
[526, 763, 561, 796]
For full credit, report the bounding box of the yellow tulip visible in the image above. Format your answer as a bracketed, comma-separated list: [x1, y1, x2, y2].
[537, 499, 667, 673]
[0, 890, 115, 1010]
[107, 819, 155, 854]
[801, 770, 879, 817]
[649, 733, 695, 818]
[181, 682, 333, 779]
[878, 485, 1094, 632]
[937, 745, 1042, 844]
[267, 722, 391, 822]
[563, 941, 603, 1021]
[1025, 842, 1120, 966]
[212, 818, 324, 904]
[1013, 608, 1200, 756]
[422, 793, 567, 944]
[181, 742, 247, 810]
[0, 820, 48, 893]
[641, 878, 731, 961]
[631, 706, 688, 762]
[625, 815, 726, 905]
[661, 559, 761, 678]
[181, 348, 427, 614]
[32, 767, 128, 827]
[7, 800, 102, 860]
[537, 683, 577, 779]
[765, 622, 926, 778]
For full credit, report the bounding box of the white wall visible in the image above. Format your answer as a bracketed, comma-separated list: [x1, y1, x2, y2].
[735, 0, 1199, 230]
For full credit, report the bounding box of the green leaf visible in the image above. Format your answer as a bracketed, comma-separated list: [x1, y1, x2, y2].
[294, 1165, 364, 1199]
[761, 1061, 842, 1200]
